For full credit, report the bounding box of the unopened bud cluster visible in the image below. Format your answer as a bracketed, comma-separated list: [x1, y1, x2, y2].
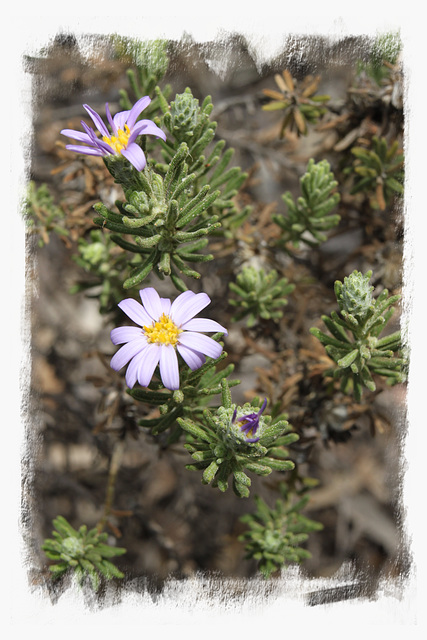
[336, 269, 374, 319]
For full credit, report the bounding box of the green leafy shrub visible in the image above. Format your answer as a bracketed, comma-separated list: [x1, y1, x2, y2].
[310, 270, 406, 400]
[42, 516, 126, 591]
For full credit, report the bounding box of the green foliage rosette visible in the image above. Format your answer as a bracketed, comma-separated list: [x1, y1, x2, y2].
[42, 516, 126, 591]
[239, 483, 323, 578]
[178, 380, 299, 498]
[273, 158, 341, 248]
[310, 270, 406, 400]
[229, 265, 295, 327]
[348, 136, 404, 210]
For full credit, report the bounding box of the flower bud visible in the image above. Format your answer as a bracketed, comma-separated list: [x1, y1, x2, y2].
[336, 270, 374, 319]
[170, 88, 200, 137]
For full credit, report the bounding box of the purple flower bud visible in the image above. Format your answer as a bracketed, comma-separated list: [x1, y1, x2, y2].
[233, 398, 268, 443]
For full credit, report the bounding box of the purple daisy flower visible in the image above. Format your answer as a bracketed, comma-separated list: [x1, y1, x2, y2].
[110, 287, 228, 391]
[233, 398, 268, 443]
[60, 96, 166, 171]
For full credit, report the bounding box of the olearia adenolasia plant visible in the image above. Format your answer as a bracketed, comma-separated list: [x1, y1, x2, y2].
[272, 158, 341, 249]
[178, 380, 299, 498]
[32, 36, 406, 589]
[310, 270, 406, 401]
[238, 483, 324, 578]
[229, 266, 295, 327]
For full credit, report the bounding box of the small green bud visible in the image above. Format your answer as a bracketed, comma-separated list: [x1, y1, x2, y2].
[173, 389, 184, 404]
[170, 88, 200, 137]
[62, 536, 85, 559]
[337, 270, 374, 319]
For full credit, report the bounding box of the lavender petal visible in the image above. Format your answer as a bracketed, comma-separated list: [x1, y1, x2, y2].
[139, 288, 163, 321]
[169, 290, 196, 324]
[65, 145, 105, 156]
[137, 344, 161, 387]
[110, 340, 146, 372]
[131, 119, 167, 141]
[110, 326, 144, 345]
[172, 292, 211, 326]
[125, 349, 148, 388]
[121, 144, 147, 171]
[105, 103, 117, 135]
[83, 104, 109, 137]
[126, 96, 151, 129]
[180, 317, 228, 336]
[60, 129, 93, 143]
[112, 109, 130, 132]
[178, 331, 222, 359]
[159, 345, 180, 390]
[177, 344, 206, 371]
[160, 297, 172, 316]
[118, 298, 153, 327]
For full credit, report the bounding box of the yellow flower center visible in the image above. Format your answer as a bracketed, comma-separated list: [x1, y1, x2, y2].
[102, 124, 131, 154]
[143, 314, 182, 346]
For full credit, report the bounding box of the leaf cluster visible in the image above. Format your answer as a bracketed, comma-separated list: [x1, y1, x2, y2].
[178, 380, 298, 498]
[229, 265, 295, 327]
[91, 86, 253, 291]
[115, 37, 172, 119]
[262, 70, 330, 137]
[273, 158, 341, 248]
[24, 181, 69, 247]
[70, 229, 134, 314]
[42, 516, 126, 591]
[310, 270, 406, 401]
[356, 32, 401, 86]
[239, 483, 323, 578]
[348, 136, 404, 210]
[95, 143, 221, 291]
[156, 87, 252, 234]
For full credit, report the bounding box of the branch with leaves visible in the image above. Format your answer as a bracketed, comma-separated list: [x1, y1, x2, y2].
[273, 158, 341, 248]
[239, 482, 323, 578]
[310, 270, 406, 400]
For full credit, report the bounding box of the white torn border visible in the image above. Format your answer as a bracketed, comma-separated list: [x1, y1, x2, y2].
[4, 4, 426, 633]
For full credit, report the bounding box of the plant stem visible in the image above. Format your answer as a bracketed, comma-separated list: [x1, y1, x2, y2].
[97, 439, 125, 534]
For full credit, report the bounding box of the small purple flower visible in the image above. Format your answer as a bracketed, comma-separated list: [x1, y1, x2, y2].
[233, 399, 268, 443]
[61, 96, 166, 171]
[110, 287, 228, 391]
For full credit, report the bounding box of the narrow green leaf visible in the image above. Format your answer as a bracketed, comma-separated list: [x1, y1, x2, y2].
[337, 348, 359, 368]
